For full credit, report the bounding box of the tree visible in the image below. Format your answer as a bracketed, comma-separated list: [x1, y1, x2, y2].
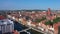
[45, 20, 54, 27]
[41, 17, 46, 20]
[45, 17, 60, 27]
[35, 19, 41, 23]
[53, 17, 60, 23]
[45, 20, 51, 25]
[35, 17, 46, 23]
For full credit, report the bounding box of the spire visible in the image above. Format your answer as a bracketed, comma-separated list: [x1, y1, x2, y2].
[47, 8, 51, 16]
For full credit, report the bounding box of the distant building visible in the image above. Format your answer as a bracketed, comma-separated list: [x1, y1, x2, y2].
[47, 8, 51, 16]
[46, 8, 56, 20]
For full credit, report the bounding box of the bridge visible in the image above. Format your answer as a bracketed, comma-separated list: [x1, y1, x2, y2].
[31, 27, 51, 34]
[19, 27, 31, 32]
[19, 26, 52, 34]
[19, 28, 31, 34]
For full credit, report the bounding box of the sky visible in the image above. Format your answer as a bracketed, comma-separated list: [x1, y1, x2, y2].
[0, 0, 60, 10]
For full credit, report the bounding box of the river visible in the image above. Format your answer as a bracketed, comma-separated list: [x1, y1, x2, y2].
[14, 21, 43, 34]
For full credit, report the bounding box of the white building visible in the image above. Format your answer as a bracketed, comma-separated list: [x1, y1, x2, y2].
[26, 20, 31, 26]
[0, 19, 14, 34]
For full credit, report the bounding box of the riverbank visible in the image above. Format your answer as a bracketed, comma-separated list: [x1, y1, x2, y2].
[27, 29, 43, 34]
[13, 21, 43, 34]
[13, 21, 28, 31]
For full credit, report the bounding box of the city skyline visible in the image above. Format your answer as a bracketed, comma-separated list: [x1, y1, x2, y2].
[0, 0, 60, 10]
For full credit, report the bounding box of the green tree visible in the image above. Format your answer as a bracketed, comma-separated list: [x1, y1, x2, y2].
[45, 17, 60, 27]
[35, 19, 41, 23]
[45, 20, 54, 27]
[53, 17, 60, 23]
[45, 20, 52, 25]
[35, 17, 46, 23]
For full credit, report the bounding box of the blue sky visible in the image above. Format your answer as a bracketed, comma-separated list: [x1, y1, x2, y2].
[0, 0, 60, 10]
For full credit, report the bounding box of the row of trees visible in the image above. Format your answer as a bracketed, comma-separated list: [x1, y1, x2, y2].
[35, 17, 46, 23]
[45, 17, 60, 26]
[35, 16, 60, 27]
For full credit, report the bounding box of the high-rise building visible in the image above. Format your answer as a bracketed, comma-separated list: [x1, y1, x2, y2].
[0, 15, 14, 34]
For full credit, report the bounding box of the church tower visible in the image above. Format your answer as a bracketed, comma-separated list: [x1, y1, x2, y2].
[47, 8, 51, 16]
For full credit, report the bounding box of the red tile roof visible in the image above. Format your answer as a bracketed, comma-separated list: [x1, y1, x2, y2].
[31, 22, 37, 25]
[13, 30, 19, 34]
[0, 15, 5, 20]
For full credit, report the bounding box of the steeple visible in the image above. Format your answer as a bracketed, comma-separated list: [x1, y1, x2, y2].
[47, 8, 51, 16]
